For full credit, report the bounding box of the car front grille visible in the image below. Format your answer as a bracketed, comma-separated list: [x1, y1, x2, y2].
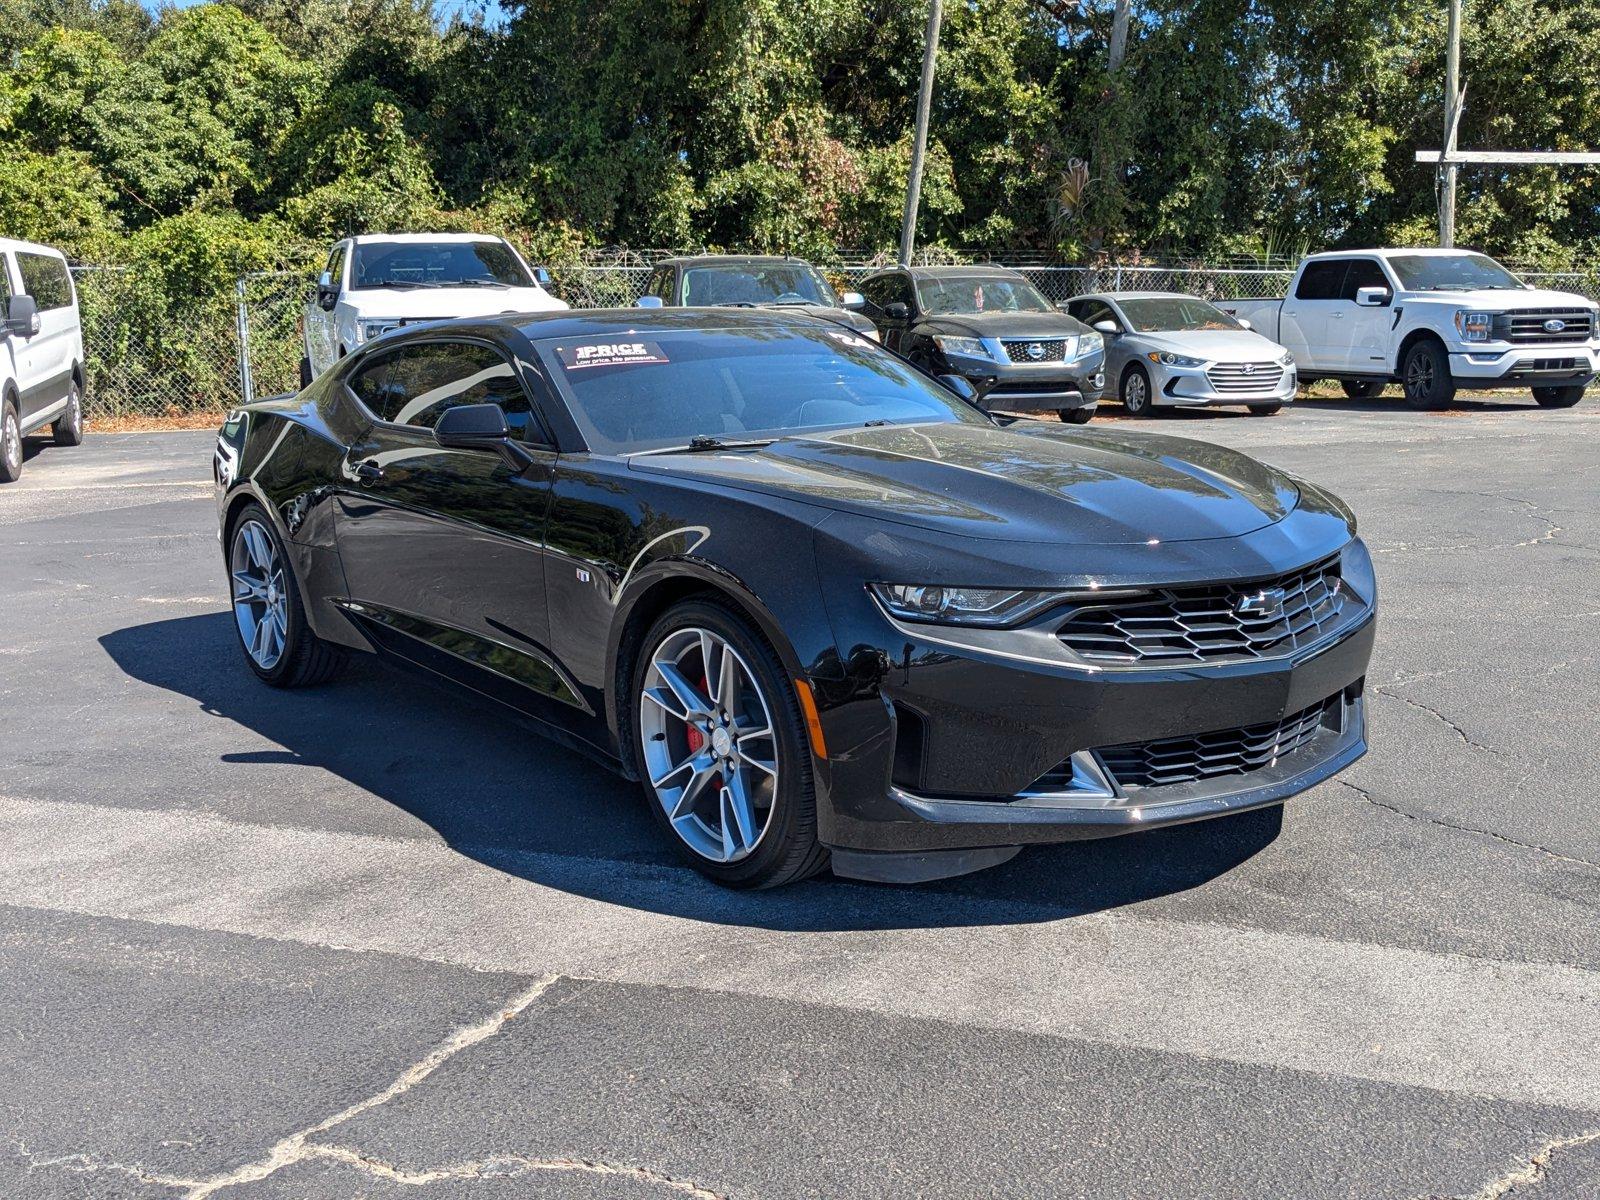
[1206, 362, 1285, 392]
[1496, 308, 1595, 344]
[1093, 695, 1342, 791]
[1001, 338, 1071, 362]
[1056, 554, 1347, 665]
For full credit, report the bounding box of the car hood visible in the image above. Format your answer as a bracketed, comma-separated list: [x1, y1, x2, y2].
[919, 311, 1091, 339]
[1134, 329, 1286, 360]
[1402, 286, 1594, 310]
[630, 421, 1300, 545]
[341, 286, 569, 319]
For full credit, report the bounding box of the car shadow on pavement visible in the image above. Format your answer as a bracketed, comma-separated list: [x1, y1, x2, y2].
[102, 613, 1285, 932]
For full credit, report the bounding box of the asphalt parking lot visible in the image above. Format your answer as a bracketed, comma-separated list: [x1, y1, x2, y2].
[2, 394, 1599, 1200]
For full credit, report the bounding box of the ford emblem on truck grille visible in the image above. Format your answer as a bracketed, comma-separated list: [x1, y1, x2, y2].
[1543, 318, 1567, 333]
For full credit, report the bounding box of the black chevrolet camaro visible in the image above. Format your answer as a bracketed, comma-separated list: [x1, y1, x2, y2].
[214, 309, 1376, 888]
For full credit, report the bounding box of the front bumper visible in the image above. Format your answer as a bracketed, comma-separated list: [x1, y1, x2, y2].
[1153, 361, 1298, 406]
[942, 345, 1107, 412]
[1449, 345, 1599, 385]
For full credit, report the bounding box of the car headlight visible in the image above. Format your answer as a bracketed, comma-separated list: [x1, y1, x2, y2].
[1454, 310, 1496, 343]
[359, 319, 399, 344]
[862, 328, 881, 343]
[1148, 351, 1205, 367]
[1339, 537, 1376, 607]
[870, 583, 1109, 628]
[1278, 350, 1295, 368]
[933, 335, 992, 360]
[1076, 332, 1104, 358]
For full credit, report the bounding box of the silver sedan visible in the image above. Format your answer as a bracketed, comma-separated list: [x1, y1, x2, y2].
[1065, 292, 1298, 417]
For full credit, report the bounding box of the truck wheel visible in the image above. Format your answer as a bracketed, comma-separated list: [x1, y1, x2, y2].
[1, 400, 22, 483]
[52, 379, 84, 446]
[299, 357, 314, 389]
[1401, 340, 1455, 410]
[1532, 385, 1585, 409]
[1341, 380, 1385, 400]
[1121, 364, 1154, 417]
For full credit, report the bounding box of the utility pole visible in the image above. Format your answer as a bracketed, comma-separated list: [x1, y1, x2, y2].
[899, 0, 943, 265]
[1440, 0, 1461, 247]
[1108, 0, 1131, 73]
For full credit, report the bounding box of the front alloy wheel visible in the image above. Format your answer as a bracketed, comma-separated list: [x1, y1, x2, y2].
[1122, 365, 1154, 416]
[640, 627, 779, 864]
[1, 404, 22, 483]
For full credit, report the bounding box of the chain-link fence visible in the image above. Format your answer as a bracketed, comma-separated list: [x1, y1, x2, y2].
[68, 253, 1600, 418]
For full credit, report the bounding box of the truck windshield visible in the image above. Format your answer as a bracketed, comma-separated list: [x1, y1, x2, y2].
[536, 325, 988, 454]
[682, 264, 837, 306]
[1117, 297, 1241, 333]
[1386, 254, 1524, 292]
[351, 241, 533, 290]
[916, 276, 1054, 315]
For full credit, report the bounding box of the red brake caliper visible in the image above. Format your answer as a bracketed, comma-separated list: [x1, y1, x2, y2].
[685, 669, 710, 755]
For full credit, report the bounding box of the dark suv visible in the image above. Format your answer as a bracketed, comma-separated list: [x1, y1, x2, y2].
[638, 255, 880, 341]
[857, 265, 1106, 421]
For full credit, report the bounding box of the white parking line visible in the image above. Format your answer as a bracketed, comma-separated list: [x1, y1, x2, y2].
[2, 794, 1597, 1113]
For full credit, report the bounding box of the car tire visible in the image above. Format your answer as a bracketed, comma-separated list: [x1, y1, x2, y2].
[299, 357, 314, 389]
[632, 597, 827, 889]
[1059, 405, 1095, 424]
[1341, 380, 1385, 401]
[52, 379, 84, 446]
[227, 502, 346, 688]
[1121, 364, 1155, 417]
[1532, 384, 1585, 409]
[1246, 403, 1283, 417]
[1, 399, 22, 483]
[1401, 340, 1456, 410]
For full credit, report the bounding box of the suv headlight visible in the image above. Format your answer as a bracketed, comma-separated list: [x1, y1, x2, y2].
[1076, 332, 1104, 358]
[1454, 310, 1496, 343]
[870, 583, 1119, 628]
[1148, 351, 1205, 367]
[933, 335, 992, 360]
[358, 319, 399, 344]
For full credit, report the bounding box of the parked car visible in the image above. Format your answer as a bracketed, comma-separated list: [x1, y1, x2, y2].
[636, 254, 879, 340]
[301, 233, 567, 384]
[1, 237, 85, 483]
[214, 308, 1375, 888]
[856, 265, 1105, 422]
[1220, 249, 1598, 410]
[1066, 292, 1297, 417]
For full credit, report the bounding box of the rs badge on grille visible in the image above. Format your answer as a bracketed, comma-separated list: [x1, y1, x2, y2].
[1234, 587, 1286, 620]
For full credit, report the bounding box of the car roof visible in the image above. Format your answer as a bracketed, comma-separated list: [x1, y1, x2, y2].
[0, 237, 68, 258]
[655, 255, 819, 269]
[474, 307, 846, 341]
[1075, 291, 1206, 303]
[347, 232, 508, 246]
[1301, 247, 1482, 261]
[880, 264, 1030, 281]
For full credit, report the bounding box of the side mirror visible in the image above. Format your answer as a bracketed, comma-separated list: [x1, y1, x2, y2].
[5, 294, 40, 338]
[839, 290, 866, 311]
[532, 266, 552, 287]
[938, 374, 977, 402]
[634, 295, 665, 308]
[1236, 317, 1253, 331]
[434, 403, 534, 470]
[884, 301, 909, 321]
[1355, 286, 1391, 308]
[1092, 319, 1120, 336]
[316, 272, 338, 311]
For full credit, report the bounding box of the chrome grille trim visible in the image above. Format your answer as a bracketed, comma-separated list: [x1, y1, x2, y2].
[1093, 695, 1342, 791]
[1205, 361, 1285, 393]
[1056, 555, 1348, 666]
[1496, 308, 1595, 344]
[1000, 338, 1070, 362]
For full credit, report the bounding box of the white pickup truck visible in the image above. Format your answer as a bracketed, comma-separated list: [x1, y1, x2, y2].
[301, 233, 567, 385]
[1220, 249, 1597, 410]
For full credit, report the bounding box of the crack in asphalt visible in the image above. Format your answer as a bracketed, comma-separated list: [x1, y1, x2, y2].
[12, 1142, 196, 1189]
[1339, 781, 1600, 874]
[305, 1143, 731, 1197]
[1369, 686, 1507, 757]
[1370, 488, 1565, 555]
[1451, 1128, 1600, 1199]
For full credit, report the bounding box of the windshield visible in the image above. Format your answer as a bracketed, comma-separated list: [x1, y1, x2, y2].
[1118, 296, 1241, 333]
[681, 263, 837, 306]
[1386, 253, 1524, 292]
[537, 325, 989, 454]
[916, 275, 1054, 315]
[351, 240, 533, 290]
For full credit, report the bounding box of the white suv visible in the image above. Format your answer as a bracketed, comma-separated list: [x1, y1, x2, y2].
[301, 233, 568, 384]
[1, 238, 85, 483]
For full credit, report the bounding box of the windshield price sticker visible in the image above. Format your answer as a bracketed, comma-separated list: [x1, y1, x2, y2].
[559, 341, 670, 369]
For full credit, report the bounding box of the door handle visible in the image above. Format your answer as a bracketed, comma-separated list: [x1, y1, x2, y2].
[353, 459, 383, 483]
[1330, 311, 1344, 319]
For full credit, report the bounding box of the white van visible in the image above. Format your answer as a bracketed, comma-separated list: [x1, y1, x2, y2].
[2, 238, 85, 482]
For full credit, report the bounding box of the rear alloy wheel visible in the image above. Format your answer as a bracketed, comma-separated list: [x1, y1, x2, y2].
[1059, 405, 1095, 424]
[1, 402, 21, 483]
[1341, 380, 1385, 401]
[634, 600, 826, 888]
[1401, 340, 1456, 410]
[229, 504, 345, 687]
[52, 380, 84, 446]
[1532, 384, 1585, 409]
[1121, 364, 1155, 417]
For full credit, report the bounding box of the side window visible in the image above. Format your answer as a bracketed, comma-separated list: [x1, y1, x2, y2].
[0, 257, 12, 307]
[859, 276, 892, 315]
[17, 252, 74, 311]
[1340, 258, 1389, 300]
[351, 342, 542, 441]
[328, 246, 346, 289]
[648, 270, 675, 303]
[889, 273, 915, 311]
[1294, 261, 1348, 301]
[1079, 300, 1117, 328]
